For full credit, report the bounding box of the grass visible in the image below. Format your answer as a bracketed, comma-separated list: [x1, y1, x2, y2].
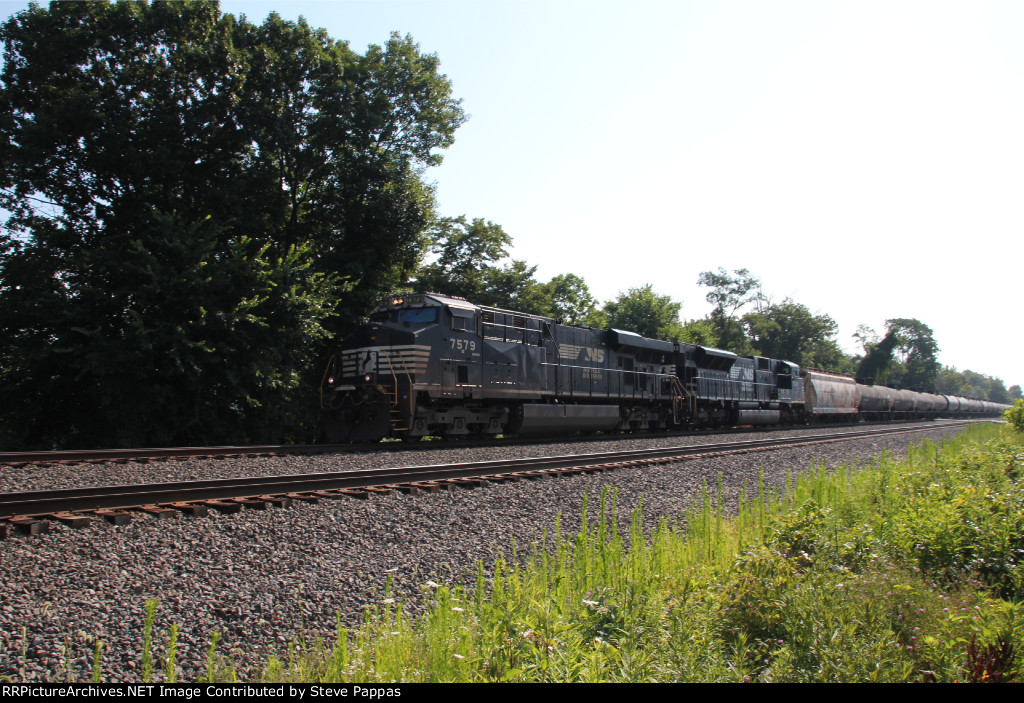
[17, 422, 1024, 682]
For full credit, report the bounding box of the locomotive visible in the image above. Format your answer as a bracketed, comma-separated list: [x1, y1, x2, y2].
[321, 293, 1008, 442]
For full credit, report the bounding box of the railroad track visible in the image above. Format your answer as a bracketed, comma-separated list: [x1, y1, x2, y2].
[0, 421, 978, 538]
[0, 419, 976, 467]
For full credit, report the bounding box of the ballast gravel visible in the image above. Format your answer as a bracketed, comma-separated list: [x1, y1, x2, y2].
[0, 424, 972, 681]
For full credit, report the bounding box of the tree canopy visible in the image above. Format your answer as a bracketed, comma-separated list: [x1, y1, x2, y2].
[743, 299, 847, 369]
[937, 367, 1016, 403]
[413, 217, 542, 311]
[412, 217, 601, 323]
[0, 1, 464, 448]
[537, 273, 600, 326]
[602, 285, 685, 342]
[856, 318, 940, 390]
[697, 267, 762, 355]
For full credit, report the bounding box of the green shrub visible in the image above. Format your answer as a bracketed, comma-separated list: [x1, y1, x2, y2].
[1005, 399, 1024, 434]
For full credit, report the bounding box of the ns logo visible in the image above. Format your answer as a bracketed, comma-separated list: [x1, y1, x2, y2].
[583, 347, 606, 363]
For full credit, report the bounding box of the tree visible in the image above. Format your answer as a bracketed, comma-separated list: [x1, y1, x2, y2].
[852, 325, 880, 351]
[743, 299, 845, 369]
[678, 317, 719, 346]
[0, 2, 465, 448]
[228, 19, 465, 333]
[537, 273, 600, 325]
[857, 329, 900, 385]
[937, 367, 1016, 402]
[988, 377, 1011, 404]
[887, 318, 940, 390]
[602, 285, 685, 341]
[413, 216, 544, 311]
[697, 268, 762, 355]
[1005, 400, 1024, 433]
[856, 318, 939, 390]
[936, 366, 967, 396]
[482, 259, 547, 313]
[698, 267, 763, 314]
[414, 217, 513, 297]
[414, 223, 603, 322]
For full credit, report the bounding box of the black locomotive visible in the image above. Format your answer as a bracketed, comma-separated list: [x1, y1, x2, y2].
[321, 293, 1008, 442]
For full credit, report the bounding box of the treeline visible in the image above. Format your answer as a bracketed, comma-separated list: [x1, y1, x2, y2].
[0, 3, 1015, 450]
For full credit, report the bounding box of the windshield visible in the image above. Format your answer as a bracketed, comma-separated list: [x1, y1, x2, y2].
[369, 306, 440, 325]
[397, 307, 439, 324]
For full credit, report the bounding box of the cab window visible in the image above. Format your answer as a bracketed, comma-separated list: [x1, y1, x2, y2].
[449, 307, 476, 332]
[397, 307, 439, 324]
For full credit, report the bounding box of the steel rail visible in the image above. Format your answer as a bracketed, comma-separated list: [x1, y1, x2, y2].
[0, 419, 974, 466]
[0, 421, 973, 519]
[0, 443, 337, 465]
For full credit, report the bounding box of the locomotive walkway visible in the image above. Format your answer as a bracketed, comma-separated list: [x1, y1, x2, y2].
[0, 420, 979, 537]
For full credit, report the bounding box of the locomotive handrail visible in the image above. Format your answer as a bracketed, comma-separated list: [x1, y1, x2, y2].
[381, 349, 415, 431]
[382, 348, 414, 390]
[669, 375, 696, 425]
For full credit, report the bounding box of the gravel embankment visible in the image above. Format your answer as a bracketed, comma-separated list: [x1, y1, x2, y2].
[0, 423, 958, 493]
[0, 425, 969, 682]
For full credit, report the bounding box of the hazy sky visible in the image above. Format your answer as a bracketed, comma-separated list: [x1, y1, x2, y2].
[3, 1, 1021, 387]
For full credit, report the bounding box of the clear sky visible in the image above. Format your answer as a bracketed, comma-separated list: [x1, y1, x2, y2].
[3, 0, 1021, 388]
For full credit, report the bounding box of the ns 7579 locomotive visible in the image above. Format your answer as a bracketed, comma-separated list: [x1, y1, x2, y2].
[321, 293, 1007, 442]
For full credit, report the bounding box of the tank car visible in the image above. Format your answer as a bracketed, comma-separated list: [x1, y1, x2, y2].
[800, 369, 858, 422]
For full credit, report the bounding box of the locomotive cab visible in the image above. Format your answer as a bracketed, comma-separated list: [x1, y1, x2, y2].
[323, 293, 481, 442]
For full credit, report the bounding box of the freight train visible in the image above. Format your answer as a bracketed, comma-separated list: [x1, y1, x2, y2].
[321, 293, 1009, 442]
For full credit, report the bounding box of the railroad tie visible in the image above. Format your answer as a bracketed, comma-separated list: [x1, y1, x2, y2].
[48, 512, 92, 529]
[7, 516, 50, 535]
[403, 482, 446, 493]
[167, 502, 208, 517]
[134, 505, 177, 519]
[540, 468, 578, 477]
[93, 508, 132, 525]
[388, 484, 421, 495]
[229, 497, 269, 510]
[312, 489, 368, 500]
[200, 500, 242, 514]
